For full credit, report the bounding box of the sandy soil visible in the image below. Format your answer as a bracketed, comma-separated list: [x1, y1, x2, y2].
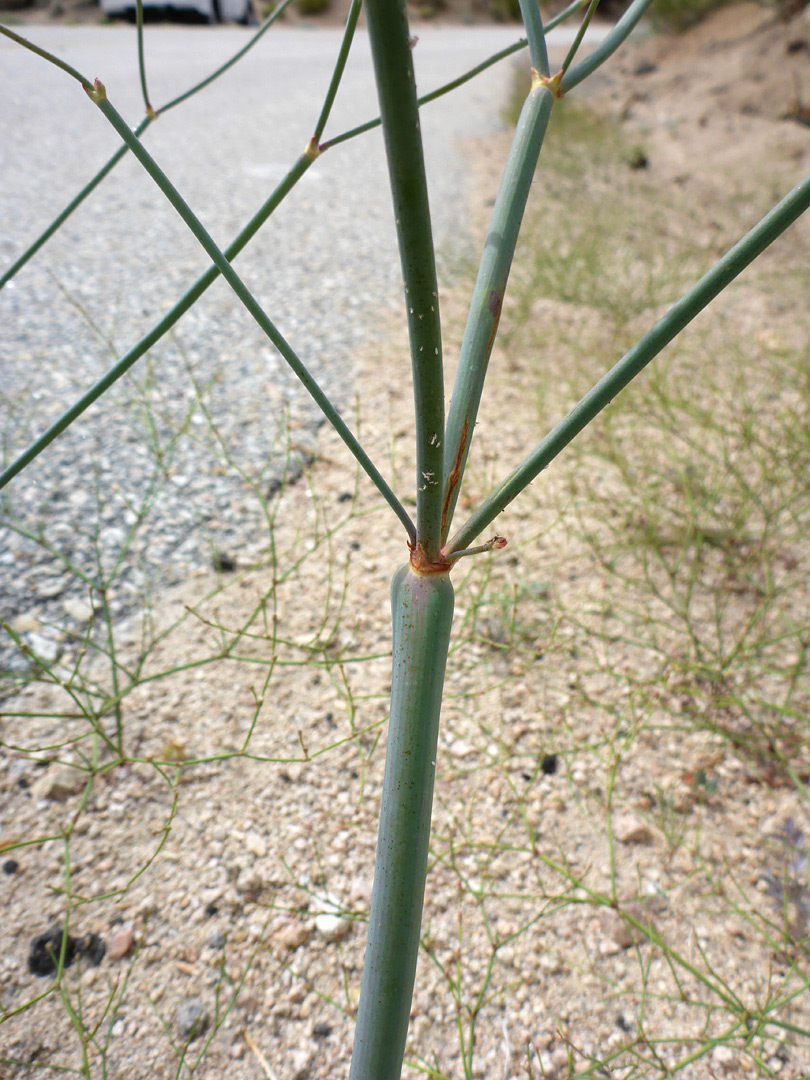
[2, 5, 810, 1079]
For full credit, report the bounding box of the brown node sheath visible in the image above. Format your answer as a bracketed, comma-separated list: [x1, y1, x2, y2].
[409, 542, 452, 575]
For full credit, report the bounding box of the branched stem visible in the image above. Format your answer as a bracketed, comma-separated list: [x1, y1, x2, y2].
[320, 0, 585, 151]
[559, 0, 602, 78]
[0, 0, 294, 290]
[561, 0, 655, 94]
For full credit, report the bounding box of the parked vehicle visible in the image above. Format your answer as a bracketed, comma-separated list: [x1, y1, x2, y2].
[100, 0, 255, 24]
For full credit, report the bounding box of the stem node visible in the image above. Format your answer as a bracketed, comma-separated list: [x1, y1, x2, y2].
[532, 67, 563, 99]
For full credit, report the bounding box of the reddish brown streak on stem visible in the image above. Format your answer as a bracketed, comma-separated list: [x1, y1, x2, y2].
[441, 414, 469, 540]
[483, 289, 503, 371]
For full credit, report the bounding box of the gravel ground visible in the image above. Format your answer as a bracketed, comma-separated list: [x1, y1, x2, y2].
[0, 22, 608, 676]
[0, 22, 509, 669]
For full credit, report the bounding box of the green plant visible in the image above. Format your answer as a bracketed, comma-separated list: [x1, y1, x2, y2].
[2, 0, 810, 1077]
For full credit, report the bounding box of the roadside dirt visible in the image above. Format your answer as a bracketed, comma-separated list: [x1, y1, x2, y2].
[2, 5, 810, 1079]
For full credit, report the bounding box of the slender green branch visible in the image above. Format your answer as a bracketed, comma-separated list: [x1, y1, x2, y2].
[561, 0, 654, 94]
[1, 5, 417, 536]
[4, 85, 416, 541]
[559, 0, 601, 78]
[0, 24, 92, 88]
[0, 0, 294, 291]
[446, 168, 810, 555]
[1, 0, 577, 293]
[155, 0, 295, 115]
[441, 81, 554, 543]
[0, 153, 312, 490]
[364, 0, 444, 561]
[518, 0, 549, 78]
[135, 0, 154, 118]
[0, 117, 153, 291]
[312, 0, 363, 144]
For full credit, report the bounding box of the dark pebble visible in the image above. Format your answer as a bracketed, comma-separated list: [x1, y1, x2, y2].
[541, 753, 558, 776]
[212, 552, 236, 572]
[634, 61, 657, 76]
[3, 859, 19, 874]
[28, 925, 78, 976]
[628, 148, 649, 170]
[27, 925, 105, 976]
[312, 1022, 332, 1040]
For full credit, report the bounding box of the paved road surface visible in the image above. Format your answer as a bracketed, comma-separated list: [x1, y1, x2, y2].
[0, 21, 610, 669]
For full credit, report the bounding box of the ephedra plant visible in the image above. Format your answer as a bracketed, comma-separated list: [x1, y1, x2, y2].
[2, 0, 810, 1075]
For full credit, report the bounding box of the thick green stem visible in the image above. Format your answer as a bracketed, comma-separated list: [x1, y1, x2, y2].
[364, 0, 445, 561]
[349, 563, 454, 1080]
[441, 81, 554, 542]
[518, 0, 549, 77]
[446, 168, 810, 555]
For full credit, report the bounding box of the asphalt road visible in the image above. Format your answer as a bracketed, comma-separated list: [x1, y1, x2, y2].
[0, 21, 610, 668]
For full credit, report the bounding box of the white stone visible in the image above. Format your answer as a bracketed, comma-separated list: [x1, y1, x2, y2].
[245, 831, 267, 858]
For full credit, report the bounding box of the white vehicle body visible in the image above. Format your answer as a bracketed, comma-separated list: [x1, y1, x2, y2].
[100, 0, 253, 24]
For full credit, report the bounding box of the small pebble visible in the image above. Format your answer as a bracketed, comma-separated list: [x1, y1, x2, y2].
[106, 924, 135, 961]
[274, 922, 310, 952]
[613, 814, 653, 844]
[176, 998, 210, 1040]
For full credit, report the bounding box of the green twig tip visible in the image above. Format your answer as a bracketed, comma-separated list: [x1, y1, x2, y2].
[445, 535, 507, 563]
[83, 78, 107, 104]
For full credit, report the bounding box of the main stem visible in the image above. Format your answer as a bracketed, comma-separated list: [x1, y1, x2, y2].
[364, 0, 445, 561]
[350, 563, 454, 1079]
